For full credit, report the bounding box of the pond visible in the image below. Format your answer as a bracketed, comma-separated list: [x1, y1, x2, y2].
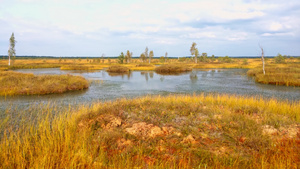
[0, 68, 299, 112]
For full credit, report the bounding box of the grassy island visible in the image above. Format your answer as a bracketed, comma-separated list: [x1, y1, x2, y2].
[1, 94, 299, 168]
[155, 64, 192, 74]
[0, 71, 89, 96]
[247, 66, 300, 86]
[106, 65, 130, 73]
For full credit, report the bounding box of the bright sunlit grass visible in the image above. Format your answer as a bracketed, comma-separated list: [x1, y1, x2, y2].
[247, 65, 300, 86]
[1, 94, 299, 168]
[0, 71, 89, 96]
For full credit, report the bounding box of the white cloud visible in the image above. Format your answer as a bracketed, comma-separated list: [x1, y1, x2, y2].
[0, 0, 299, 56]
[269, 22, 283, 31]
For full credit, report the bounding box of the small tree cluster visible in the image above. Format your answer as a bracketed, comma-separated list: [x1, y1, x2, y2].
[218, 56, 232, 63]
[274, 53, 286, 63]
[199, 53, 208, 62]
[118, 52, 125, 64]
[140, 47, 154, 63]
[125, 50, 133, 63]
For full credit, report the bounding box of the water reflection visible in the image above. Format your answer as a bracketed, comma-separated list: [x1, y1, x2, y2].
[107, 72, 132, 80]
[4, 68, 299, 112]
[155, 72, 190, 76]
[141, 71, 154, 82]
[190, 71, 198, 84]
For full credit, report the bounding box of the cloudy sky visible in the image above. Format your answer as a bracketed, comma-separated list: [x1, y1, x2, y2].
[0, 0, 299, 57]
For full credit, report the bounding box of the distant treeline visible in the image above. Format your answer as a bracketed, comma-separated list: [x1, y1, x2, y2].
[0, 55, 299, 59]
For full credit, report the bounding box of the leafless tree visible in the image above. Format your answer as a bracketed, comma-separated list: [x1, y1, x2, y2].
[259, 45, 265, 75]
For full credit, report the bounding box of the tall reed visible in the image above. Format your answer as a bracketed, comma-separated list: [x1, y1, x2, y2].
[0, 94, 299, 168]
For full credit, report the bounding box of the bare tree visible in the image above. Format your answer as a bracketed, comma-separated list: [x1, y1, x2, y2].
[144, 47, 149, 62]
[125, 50, 132, 63]
[101, 53, 105, 63]
[194, 48, 199, 63]
[165, 52, 168, 62]
[149, 50, 154, 64]
[259, 45, 265, 75]
[190, 42, 198, 63]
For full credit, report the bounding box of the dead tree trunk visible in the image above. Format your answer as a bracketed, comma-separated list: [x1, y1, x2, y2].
[260, 46, 265, 75]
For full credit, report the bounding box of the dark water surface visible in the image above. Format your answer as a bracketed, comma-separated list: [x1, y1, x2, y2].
[1, 68, 299, 112]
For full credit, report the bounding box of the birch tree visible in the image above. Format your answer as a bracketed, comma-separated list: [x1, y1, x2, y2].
[149, 50, 154, 64]
[144, 47, 149, 62]
[194, 48, 199, 63]
[125, 50, 132, 63]
[8, 33, 16, 66]
[190, 42, 198, 63]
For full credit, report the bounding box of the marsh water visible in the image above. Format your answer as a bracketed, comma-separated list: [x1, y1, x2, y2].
[0, 68, 299, 112]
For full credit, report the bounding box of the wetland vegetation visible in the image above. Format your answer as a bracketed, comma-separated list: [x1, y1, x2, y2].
[0, 94, 299, 168]
[0, 55, 299, 168]
[0, 71, 88, 96]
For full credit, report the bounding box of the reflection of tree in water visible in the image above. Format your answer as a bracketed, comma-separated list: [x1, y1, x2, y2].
[145, 73, 149, 81]
[149, 72, 154, 78]
[201, 71, 208, 78]
[211, 70, 215, 77]
[190, 71, 198, 84]
[160, 76, 164, 82]
[108, 72, 132, 79]
[102, 70, 106, 78]
[141, 71, 154, 82]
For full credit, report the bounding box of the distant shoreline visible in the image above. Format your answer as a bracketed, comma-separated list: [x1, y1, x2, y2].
[1, 55, 299, 59]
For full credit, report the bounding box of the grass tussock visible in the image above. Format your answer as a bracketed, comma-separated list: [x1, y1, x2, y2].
[106, 65, 130, 73]
[1, 94, 299, 168]
[60, 65, 109, 70]
[0, 71, 89, 96]
[135, 63, 154, 67]
[155, 64, 192, 74]
[247, 66, 300, 86]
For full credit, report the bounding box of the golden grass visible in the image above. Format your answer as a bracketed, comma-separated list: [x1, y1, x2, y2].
[0, 57, 298, 71]
[0, 71, 89, 96]
[60, 64, 109, 70]
[1, 94, 299, 168]
[155, 64, 192, 74]
[106, 65, 130, 73]
[127, 63, 156, 71]
[247, 65, 300, 86]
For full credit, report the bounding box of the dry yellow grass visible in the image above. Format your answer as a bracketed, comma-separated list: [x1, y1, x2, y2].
[60, 64, 109, 70]
[0, 57, 298, 72]
[247, 59, 300, 86]
[106, 65, 130, 73]
[0, 94, 299, 168]
[0, 71, 89, 95]
[155, 64, 192, 74]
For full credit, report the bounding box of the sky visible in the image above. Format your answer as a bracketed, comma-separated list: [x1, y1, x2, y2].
[0, 0, 300, 57]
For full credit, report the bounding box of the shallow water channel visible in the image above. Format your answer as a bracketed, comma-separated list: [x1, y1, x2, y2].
[1, 68, 299, 113]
